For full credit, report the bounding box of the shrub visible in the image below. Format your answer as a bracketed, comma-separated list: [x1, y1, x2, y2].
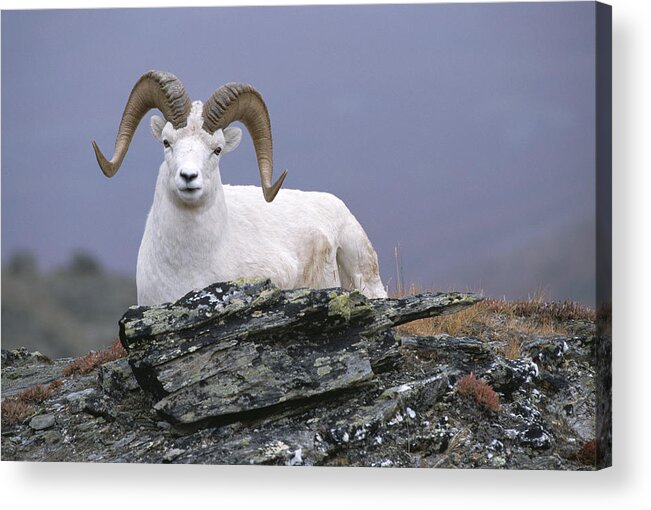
[576, 439, 597, 466]
[1, 380, 63, 426]
[1, 399, 36, 426]
[456, 373, 500, 413]
[63, 338, 127, 377]
[15, 384, 52, 403]
[47, 379, 63, 391]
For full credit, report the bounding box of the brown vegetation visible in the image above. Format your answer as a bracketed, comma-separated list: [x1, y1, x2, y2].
[14, 384, 53, 403]
[1, 399, 36, 427]
[63, 338, 127, 377]
[576, 439, 597, 466]
[395, 287, 594, 359]
[455, 373, 500, 413]
[1, 380, 63, 426]
[1, 339, 126, 426]
[47, 379, 64, 391]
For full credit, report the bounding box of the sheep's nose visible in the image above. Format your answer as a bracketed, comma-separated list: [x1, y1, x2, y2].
[179, 168, 199, 183]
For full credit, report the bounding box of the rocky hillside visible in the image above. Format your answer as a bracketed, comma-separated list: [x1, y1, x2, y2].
[1, 279, 609, 469]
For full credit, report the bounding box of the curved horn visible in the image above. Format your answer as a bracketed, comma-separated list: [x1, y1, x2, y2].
[92, 70, 192, 177]
[202, 83, 287, 202]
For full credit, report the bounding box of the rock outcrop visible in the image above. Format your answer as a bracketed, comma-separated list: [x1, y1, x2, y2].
[1, 279, 601, 469]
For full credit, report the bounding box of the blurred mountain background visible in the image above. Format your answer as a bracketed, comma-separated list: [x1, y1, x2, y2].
[0, 221, 594, 358]
[1, 251, 136, 358]
[435, 218, 596, 303]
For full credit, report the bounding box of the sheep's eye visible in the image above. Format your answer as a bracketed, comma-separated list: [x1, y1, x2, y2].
[214, 147, 222, 156]
[163, 139, 171, 148]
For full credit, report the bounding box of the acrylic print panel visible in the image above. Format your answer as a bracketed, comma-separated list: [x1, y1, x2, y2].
[0, 2, 611, 469]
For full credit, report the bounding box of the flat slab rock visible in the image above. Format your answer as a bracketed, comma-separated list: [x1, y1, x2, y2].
[119, 279, 480, 427]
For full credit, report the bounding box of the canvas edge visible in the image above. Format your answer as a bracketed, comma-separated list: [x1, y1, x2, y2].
[595, 0, 612, 470]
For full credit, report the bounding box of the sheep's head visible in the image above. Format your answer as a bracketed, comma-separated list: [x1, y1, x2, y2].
[92, 71, 287, 202]
[150, 102, 242, 206]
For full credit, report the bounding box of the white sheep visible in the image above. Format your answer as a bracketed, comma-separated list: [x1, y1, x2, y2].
[92, 71, 387, 305]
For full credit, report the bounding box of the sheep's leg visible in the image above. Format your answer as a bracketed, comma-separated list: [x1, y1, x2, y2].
[336, 221, 387, 299]
[299, 232, 340, 289]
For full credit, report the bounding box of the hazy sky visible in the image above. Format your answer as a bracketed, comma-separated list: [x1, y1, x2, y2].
[1, 2, 597, 303]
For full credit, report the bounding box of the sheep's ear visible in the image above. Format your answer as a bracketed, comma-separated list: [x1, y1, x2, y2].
[223, 127, 242, 153]
[150, 115, 166, 142]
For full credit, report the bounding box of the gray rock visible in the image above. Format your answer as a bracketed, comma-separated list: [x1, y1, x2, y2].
[1, 353, 67, 399]
[401, 334, 494, 365]
[98, 358, 140, 398]
[65, 388, 97, 402]
[41, 430, 62, 445]
[162, 448, 185, 463]
[29, 414, 55, 431]
[1, 347, 52, 368]
[111, 433, 136, 450]
[119, 279, 480, 427]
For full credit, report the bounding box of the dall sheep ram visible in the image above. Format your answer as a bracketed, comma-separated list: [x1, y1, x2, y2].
[93, 71, 387, 305]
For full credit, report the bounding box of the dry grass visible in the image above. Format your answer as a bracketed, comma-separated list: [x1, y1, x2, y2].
[15, 384, 53, 403]
[1, 399, 36, 426]
[48, 379, 64, 391]
[62, 338, 127, 377]
[1, 380, 63, 426]
[576, 439, 597, 466]
[456, 373, 500, 413]
[3, 339, 127, 426]
[395, 287, 595, 359]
